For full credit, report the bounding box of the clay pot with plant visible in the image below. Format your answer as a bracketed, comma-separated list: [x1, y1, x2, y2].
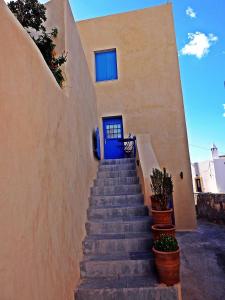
[152, 234, 180, 286]
[150, 168, 174, 225]
[151, 224, 176, 241]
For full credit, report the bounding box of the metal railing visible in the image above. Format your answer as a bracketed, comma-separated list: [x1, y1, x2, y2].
[120, 134, 136, 158]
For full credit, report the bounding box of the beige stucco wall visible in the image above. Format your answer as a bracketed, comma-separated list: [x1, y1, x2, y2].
[77, 4, 197, 230]
[0, 0, 98, 299]
[136, 134, 160, 207]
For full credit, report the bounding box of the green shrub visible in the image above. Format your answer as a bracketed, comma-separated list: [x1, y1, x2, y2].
[7, 0, 46, 31]
[154, 234, 179, 252]
[150, 168, 173, 210]
[8, 0, 67, 87]
[150, 168, 163, 196]
[33, 28, 67, 87]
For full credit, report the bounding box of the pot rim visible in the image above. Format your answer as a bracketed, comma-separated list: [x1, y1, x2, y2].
[151, 208, 173, 213]
[152, 224, 176, 231]
[152, 246, 180, 255]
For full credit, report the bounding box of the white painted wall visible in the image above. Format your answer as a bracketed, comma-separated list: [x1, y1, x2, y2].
[191, 157, 225, 193]
[213, 157, 225, 192]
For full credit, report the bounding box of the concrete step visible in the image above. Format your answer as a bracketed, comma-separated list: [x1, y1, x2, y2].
[85, 216, 152, 235]
[91, 184, 141, 196]
[99, 163, 136, 172]
[75, 276, 179, 300]
[87, 205, 148, 220]
[100, 158, 136, 165]
[83, 233, 153, 255]
[74, 156, 178, 300]
[89, 194, 144, 208]
[80, 252, 155, 278]
[94, 176, 139, 187]
[97, 169, 137, 178]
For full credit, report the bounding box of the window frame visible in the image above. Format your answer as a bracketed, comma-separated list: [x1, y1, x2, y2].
[94, 48, 118, 83]
[106, 123, 122, 140]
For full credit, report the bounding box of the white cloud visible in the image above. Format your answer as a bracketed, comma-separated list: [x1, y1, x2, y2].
[180, 32, 218, 59]
[186, 7, 197, 18]
[223, 104, 225, 117]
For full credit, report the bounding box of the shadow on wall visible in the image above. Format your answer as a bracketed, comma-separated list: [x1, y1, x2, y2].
[0, 0, 98, 299]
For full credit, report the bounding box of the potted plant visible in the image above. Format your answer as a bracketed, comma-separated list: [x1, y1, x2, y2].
[150, 168, 163, 210]
[152, 234, 180, 286]
[150, 168, 174, 225]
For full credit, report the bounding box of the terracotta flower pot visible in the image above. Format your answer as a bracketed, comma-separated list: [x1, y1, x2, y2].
[153, 247, 180, 286]
[152, 224, 176, 241]
[150, 195, 161, 210]
[151, 209, 173, 225]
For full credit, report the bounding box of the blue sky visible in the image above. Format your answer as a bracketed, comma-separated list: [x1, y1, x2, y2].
[43, 0, 225, 162]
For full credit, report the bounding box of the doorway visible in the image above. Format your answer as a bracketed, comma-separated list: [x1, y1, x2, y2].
[103, 116, 124, 159]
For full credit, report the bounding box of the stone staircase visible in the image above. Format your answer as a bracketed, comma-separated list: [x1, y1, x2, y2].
[75, 158, 179, 300]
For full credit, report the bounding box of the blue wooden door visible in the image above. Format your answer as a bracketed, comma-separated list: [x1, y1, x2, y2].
[103, 116, 124, 159]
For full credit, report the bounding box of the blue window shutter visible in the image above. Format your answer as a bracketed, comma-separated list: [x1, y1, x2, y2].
[106, 50, 118, 80]
[95, 49, 118, 82]
[95, 52, 107, 81]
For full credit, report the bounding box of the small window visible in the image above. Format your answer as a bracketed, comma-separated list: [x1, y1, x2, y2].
[106, 122, 122, 139]
[95, 49, 118, 82]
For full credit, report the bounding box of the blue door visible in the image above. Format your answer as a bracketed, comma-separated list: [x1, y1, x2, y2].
[103, 116, 124, 159]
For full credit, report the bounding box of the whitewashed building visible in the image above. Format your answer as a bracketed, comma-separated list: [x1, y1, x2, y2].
[191, 144, 225, 193]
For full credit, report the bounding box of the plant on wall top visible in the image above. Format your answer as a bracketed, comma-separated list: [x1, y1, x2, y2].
[8, 0, 46, 31]
[8, 0, 67, 87]
[34, 28, 67, 87]
[150, 168, 173, 210]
